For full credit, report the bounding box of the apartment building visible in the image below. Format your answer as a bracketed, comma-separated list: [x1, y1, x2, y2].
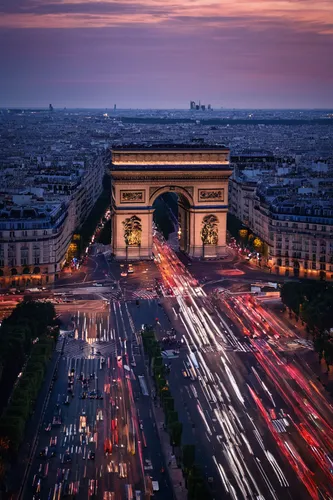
[229, 156, 333, 280]
[0, 157, 105, 288]
[0, 199, 72, 287]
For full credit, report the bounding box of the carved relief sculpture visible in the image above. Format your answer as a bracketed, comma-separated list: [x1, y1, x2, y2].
[198, 189, 224, 202]
[122, 216, 142, 246]
[201, 215, 219, 245]
[120, 190, 145, 203]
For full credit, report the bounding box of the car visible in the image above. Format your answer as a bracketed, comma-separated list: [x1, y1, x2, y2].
[88, 450, 95, 460]
[50, 436, 57, 446]
[45, 423, 52, 432]
[63, 453, 72, 464]
[40, 446, 48, 457]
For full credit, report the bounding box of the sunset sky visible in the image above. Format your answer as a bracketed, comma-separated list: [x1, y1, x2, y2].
[1, 0, 332, 108]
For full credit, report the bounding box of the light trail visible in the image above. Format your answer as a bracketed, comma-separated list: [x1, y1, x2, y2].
[153, 232, 333, 499]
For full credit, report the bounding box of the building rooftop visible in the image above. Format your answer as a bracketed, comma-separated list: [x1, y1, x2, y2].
[111, 143, 229, 151]
[110, 163, 232, 172]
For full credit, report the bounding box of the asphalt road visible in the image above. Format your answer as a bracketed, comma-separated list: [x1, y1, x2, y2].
[19, 237, 333, 500]
[25, 302, 172, 500]
[148, 233, 333, 500]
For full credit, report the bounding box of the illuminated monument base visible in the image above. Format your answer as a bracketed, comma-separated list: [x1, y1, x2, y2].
[109, 146, 232, 260]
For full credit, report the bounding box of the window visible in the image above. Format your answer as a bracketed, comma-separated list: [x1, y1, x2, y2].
[21, 246, 29, 266]
[33, 244, 40, 265]
[22, 230, 27, 237]
[0, 244, 4, 267]
[320, 263, 326, 270]
[312, 262, 316, 270]
[8, 243, 16, 266]
[10, 231, 15, 238]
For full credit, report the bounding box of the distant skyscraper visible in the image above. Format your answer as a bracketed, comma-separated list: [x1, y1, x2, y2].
[114, 104, 117, 111]
[190, 101, 196, 110]
[195, 104, 200, 110]
[201, 105, 206, 111]
[207, 104, 211, 110]
[49, 103, 54, 112]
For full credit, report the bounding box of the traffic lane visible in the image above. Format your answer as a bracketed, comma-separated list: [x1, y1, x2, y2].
[26, 357, 74, 499]
[142, 296, 311, 498]
[28, 357, 102, 499]
[166, 356, 220, 481]
[111, 301, 172, 498]
[131, 359, 173, 499]
[167, 349, 293, 500]
[127, 301, 222, 491]
[121, 302, 174, 498]
[129, 298, 308, 498]
[121, 261, 160, 289]
[216, 295, 333, 490]
[207, 352, 311, 497]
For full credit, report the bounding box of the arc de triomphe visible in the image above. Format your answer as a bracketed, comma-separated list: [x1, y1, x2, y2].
[109, 145, 232, 260]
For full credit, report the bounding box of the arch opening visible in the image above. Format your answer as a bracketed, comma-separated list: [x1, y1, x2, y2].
[152, 191, 191, 252]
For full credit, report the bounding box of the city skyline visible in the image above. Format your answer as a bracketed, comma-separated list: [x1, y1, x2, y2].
[1, 0, 333, 108]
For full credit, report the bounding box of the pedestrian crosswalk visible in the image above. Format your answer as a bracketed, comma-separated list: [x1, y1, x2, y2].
[132, 290, 158, 300]
[56, 336, 117, 358]
[101, 289, 157, 302]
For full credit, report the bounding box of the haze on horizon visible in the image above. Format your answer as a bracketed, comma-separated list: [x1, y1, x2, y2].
[0, 0, 332, 109]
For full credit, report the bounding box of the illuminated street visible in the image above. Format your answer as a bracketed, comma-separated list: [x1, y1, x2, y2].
[26, 305, 171, 500]
[152, 233, 333, 500]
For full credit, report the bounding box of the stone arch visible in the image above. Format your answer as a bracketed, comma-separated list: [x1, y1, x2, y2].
[22, 267, 30, 274]
[110, 145, 232, 260]
[0, 269, 3, 277]
[149, 185, 193, 207]
[11, 268, 18, 276]
[33, 266, 41, 274]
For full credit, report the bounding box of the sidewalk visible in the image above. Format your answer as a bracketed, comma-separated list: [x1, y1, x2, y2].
[151, 399, 187, 500]
[144, 366, 187, 500]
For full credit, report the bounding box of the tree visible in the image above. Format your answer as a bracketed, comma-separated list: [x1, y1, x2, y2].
[182, 444, 196, 471]
[157, 377, 168, 394]
[163, 397, 174, 413]
[324, 340, 333, 373]
[170, 421, 183, 448]
[314, 335, 325, 364]
[239, 229, 248, 244]
[253, 237, 263, 252]
[280, 282, 302, 316]
[166, 410, 178, 427]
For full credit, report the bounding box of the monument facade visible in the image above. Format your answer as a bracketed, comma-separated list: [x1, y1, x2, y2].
[109, 145, 232, 259]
